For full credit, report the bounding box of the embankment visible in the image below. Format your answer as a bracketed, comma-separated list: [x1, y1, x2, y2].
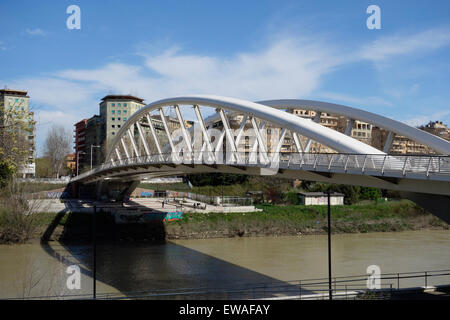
[0, 200, 447, 244]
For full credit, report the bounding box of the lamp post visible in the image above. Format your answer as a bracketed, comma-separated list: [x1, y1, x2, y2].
[327, 190, 332, 300]
[90, 145, 100, 170]
[76, 150, 86, 176]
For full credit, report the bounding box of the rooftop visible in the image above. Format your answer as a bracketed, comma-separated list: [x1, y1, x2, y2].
[0, 88, 29, 97]
[101, 94, 145, 103]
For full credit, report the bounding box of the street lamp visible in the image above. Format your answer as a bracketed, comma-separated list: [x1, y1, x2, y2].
[90, 145, 101, 170]
[76, 150, 86, 176]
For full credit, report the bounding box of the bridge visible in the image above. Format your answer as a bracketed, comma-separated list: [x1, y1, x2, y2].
[70, 95, 450, 223]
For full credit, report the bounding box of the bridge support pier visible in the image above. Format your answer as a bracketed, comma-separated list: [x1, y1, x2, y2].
[94, 179, 140, 202]
[401, 192, 450, 224]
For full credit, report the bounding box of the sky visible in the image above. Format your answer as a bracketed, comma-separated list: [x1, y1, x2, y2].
[1, 0, 450, 156]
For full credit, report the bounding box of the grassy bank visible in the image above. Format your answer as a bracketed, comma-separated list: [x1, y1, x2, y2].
[165, 200, 448, 239]
[0, 200, 448, 244]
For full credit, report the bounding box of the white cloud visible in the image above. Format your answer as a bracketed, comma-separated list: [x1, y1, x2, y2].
[56, 38, 340, 101]
[359, 27, 450, 62]
[2, 77, 98, 110]
[0, 41, 6, 51]
[25, 28, 46, 36]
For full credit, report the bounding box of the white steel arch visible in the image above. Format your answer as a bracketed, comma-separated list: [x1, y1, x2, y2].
[105, 95, 384, 162]
[257, 99, 450, 155]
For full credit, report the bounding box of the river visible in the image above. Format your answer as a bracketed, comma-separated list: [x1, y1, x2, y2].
[0, 230, 449, 299]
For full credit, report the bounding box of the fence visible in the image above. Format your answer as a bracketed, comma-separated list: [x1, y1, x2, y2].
[11, 268, 449, 300]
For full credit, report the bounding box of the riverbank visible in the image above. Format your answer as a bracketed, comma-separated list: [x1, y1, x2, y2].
[165, 200, 448, 239]
[1, 199, 446, 244]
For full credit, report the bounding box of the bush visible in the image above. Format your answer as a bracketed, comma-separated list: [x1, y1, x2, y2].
[359, 187, 381, 201]
[265, 186, 282, 204]
[284, 189, 299, 205]
[0, 181, 41, 243]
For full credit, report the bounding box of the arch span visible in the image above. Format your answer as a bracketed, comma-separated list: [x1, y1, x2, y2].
[105, 95, 384, 162]
[258, 99, 450, 155]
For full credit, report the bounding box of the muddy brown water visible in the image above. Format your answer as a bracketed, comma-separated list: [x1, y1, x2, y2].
[0, 230, 449, 299]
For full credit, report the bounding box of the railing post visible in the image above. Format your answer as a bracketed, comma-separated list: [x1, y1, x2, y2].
[425, 271, 428, 288]
[344, 154, 350, 172]
[381, 155, 387, 175]
[426, 156, 433, 177]
[313, 153, 319, 169]
[361, 154, 368, 173]
[299, 281, 301, 300]
[402, 156, 409, 176]
[328, 154, 335, 170]
[397, 273, 400, 289]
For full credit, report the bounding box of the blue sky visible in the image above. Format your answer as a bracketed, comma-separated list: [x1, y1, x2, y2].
[1, 0, 450, 156]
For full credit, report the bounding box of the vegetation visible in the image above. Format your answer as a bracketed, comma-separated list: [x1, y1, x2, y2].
[165, 200, 448, 239]
[0, 181, 43, 243]
[0, 108, 33, 186]
[0, 199, 447, 244]
[43, 125, 72, 178]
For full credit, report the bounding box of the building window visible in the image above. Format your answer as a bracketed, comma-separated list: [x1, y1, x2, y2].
[118, 103, 121, 107]
[123, 110, 127, 113]
[112, 117, 115, 121]
[112, 110, 115, 114]
[118, 125, 121, 128]
[112, 125, 115, 128]
[117, 117, 121, 121]
[124, 103, 127, 107]
[112, 132, 115, 135]
[112, 103, 115, 107]
[117, 110, 121, 114]
[123, 117, 127, 121]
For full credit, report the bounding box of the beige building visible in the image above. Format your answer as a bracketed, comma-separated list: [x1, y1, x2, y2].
[420, 121, 450, 142]
[75, 95, 195, 169]
[99, 95, 146, 152]
[0, 89, 35, 177]
[371, 126, 434, 155]
[351, 120, 372, 145]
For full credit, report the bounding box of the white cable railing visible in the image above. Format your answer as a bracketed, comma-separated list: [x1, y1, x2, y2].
[72, 152, 450, 182]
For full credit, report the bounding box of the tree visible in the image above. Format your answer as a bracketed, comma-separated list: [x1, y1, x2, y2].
[0, 108, 31, 185]
[43, 125, 72, 178]
[35, 157, 52, 178]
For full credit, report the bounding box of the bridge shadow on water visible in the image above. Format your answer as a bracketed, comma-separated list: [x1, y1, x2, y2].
[40, 204, 312, 299]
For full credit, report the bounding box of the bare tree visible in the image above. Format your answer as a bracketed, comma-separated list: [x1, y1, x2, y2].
[44, 125, 72, 178]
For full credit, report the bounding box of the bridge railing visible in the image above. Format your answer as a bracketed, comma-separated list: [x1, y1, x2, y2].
[72, 152, 450, 181]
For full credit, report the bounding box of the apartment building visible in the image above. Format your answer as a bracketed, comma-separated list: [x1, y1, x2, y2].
[74, 95, 195, 171]
[74, 119, 88, 173]
[0, 88, 35, 177]
[371, 126, 434, 155]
